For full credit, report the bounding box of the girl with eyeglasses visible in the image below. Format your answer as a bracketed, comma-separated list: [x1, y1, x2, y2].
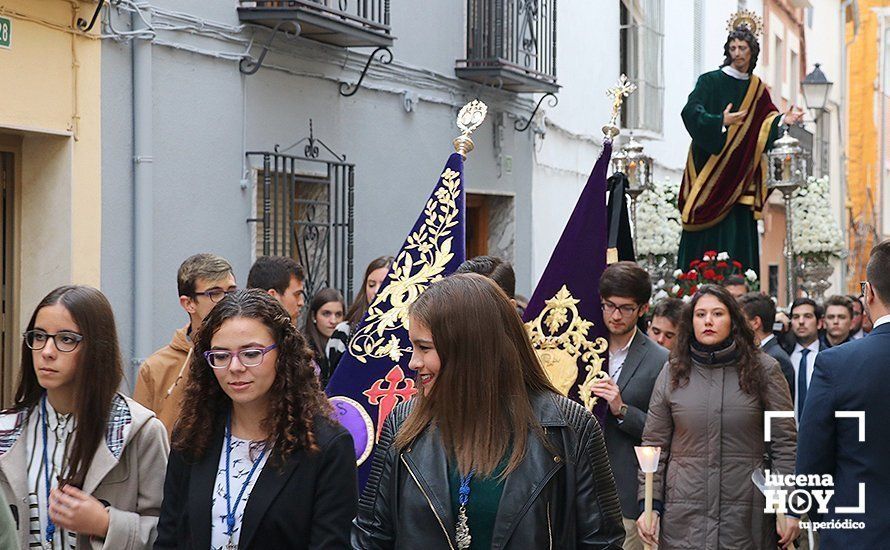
[155, 289, 356, 550]
[0, 285, 169, 549]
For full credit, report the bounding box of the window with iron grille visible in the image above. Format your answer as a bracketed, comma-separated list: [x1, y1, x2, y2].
[619, 0, 665, 134]
[249, 152, 355, 304]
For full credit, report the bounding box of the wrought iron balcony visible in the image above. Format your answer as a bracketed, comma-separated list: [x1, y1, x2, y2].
[238, 0, 393, 48]
[456, 0, 558, 93]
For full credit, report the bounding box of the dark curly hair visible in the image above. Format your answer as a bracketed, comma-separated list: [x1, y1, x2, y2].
[669, 285, 766, 398]
[721, 29, 760, 74]
[173, 289, 331, 463]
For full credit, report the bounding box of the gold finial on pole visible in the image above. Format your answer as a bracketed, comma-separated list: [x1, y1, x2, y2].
[453, 100, 488, 158]
[602, 74, 637, 141]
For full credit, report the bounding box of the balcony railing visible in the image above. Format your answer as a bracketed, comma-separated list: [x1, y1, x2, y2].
[456, 0, 558, 93]
[238, 0, 393, 48]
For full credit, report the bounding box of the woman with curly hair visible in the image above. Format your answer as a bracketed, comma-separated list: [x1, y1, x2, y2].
[0, 285, 168, 549]
[352, 274, 625, 549]
[155, 289, 356, 549]
[636, 285, 798, 549]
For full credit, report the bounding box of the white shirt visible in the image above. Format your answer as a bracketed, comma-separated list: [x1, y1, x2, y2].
[872, 314, 890, 330]
[790, 339, 821, 423]
[26, 398, 77, 550]
[851, 329, 866, 340]
[608, 327, 636, 382]
[759, 333, 776, 348]
[210, 436, 269, 550]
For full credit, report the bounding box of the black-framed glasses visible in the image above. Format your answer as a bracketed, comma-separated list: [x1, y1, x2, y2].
[23, 330, 83, 353]
[204, 344, 277, 369]
[601, 300, 641, 317]
[193, 287, 238, 303]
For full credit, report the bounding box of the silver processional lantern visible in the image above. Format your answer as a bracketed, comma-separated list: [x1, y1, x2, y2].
[611, 132, 653, 233]
[766, 129, 809, 306]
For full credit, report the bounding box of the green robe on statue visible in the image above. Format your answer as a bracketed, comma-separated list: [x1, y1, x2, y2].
[677, 67, 782, 275]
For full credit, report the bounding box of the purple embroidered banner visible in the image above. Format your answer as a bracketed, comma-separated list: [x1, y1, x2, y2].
[326, 153, 466, 488]
[523, 143, 613, 425]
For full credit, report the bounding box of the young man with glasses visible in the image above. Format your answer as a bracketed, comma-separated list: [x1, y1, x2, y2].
[133, 253, 237, 436]
[594, 261, 669, 550]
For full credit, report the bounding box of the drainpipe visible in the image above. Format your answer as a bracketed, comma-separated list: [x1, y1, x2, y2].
[132, 4, 153, 383]
[839, 0, 854, 289]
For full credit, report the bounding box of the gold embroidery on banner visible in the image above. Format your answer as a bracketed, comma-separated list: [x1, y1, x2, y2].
[348, 169, 462, 363]
[525, 286, 609, 411]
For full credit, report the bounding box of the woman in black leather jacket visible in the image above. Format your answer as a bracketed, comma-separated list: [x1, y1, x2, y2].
[352, 274, 625, 549]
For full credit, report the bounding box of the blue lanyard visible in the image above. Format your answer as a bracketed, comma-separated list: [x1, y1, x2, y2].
[458, 469, 475, 507]
[455, 469, 476, 549]
[40, 395, 57, 546]
[224, 412, 267, 545]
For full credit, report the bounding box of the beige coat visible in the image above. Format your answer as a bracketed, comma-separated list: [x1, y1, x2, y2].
[639, 351, 796, 549]
[132, 325, 192, 437]
[0, 394, 169, 549]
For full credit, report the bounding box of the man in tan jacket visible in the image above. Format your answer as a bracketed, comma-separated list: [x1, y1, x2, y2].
[133, 253, 236, 437]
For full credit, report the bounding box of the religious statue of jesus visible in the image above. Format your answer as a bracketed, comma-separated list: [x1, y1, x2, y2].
[677, 10, 804, 275]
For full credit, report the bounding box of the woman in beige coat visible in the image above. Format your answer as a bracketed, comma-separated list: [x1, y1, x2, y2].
[0, 286, 168, 549]
[636, 285, 798, 549]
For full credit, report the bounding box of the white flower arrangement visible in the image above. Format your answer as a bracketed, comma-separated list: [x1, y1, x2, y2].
[790, 176, 844, 259]
[635, 177, 682, 257]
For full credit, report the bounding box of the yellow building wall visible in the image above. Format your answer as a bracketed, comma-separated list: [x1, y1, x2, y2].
[0, 1, 102, 403]
[847, 0, 886, 289]
[0, 0, 102, 290]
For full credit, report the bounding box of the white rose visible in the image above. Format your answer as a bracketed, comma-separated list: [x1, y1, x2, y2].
[673, 269, 683, 278]
[672, 284, 681, 294]
[682, 295, 692, 303]
[717, 252, 730, 261]
[745, 269, 757, 281]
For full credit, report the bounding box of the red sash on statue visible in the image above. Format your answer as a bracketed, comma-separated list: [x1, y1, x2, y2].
[679, 75, 780, 231]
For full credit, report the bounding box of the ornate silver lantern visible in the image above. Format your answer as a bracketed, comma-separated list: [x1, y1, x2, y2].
[611, 132, 654, 232]
[766, 129, 809, 305]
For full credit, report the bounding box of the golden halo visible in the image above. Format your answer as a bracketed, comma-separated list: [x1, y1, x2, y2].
[726, 9, 763, 38]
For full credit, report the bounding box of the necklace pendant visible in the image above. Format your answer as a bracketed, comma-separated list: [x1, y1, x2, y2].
[455, 505, 471, 549]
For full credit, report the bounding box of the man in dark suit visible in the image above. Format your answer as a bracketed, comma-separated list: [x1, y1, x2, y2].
[784, 297, 827, 425]
[739, 292, 794, 397]
[593, 262, 669, 550]
[797, 240, 890, 547]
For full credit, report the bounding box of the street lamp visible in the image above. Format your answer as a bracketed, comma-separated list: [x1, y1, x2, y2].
[767, 130, 809, 306]
[610, 132, 653, 232]
[801, 63, 833, 177]
[801, 63, 834, 113]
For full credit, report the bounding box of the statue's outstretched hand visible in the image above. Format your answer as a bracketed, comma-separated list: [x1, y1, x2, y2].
[723, 103, 748, 126]
[784, 106, 805, 125]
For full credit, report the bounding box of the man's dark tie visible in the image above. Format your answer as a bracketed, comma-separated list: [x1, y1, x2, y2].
[797, 348, 810, 420]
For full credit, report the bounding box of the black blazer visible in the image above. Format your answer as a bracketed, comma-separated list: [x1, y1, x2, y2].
[154, 415, 357, 549]
[797, 323, 890, 547]
[761, 336, 795, 399]
[602, 330, 669, 519]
